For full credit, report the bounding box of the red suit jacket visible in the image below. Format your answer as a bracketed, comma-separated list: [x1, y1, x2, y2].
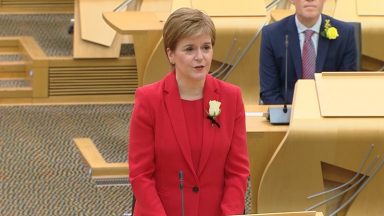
[129, 72, 250, 216]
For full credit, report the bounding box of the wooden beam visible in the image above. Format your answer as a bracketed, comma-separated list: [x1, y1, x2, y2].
[73, 137, 128, 178]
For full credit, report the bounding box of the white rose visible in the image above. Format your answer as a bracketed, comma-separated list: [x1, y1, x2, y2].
[208, 100, 221, 118]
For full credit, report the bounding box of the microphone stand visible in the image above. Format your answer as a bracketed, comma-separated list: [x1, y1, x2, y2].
[179, 170, 185, 216]
[267, 34, 291, 125]
[283, 34, 289, 114]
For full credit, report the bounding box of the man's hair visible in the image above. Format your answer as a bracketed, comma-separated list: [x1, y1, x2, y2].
[163, 7, 216, 52]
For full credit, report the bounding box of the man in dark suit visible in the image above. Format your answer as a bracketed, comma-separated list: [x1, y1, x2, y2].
[259, 0, 357, 104]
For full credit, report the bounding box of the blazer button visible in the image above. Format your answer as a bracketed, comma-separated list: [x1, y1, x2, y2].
[192, 186, 199, 193]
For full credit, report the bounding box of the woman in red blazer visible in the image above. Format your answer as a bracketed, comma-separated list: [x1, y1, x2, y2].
[129, 7, 250, 216]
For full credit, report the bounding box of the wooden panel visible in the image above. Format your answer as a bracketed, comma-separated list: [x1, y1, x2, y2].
[73, 0, 122, 58]
[79, 0, 121, 47]
[19, 37, 46, 60]
[315, 72, 384, 117]
[259, 80, 384, 215]
[0, 61, 26, 78]
[103, 11, 168, 33]
[334, 0, 384, 61]
[74, 138, 128, 177]
[140, 0, 172, 12]
[357, 0, 384, 15]
[49, 65, 138, 96]
[0, 87, 32, 98]
[192, 0, 266, 16]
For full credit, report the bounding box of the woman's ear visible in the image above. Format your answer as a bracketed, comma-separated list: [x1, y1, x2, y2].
[166, 48, 174, 64]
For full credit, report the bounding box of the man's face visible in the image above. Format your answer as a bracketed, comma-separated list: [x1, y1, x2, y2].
[292, 0, 325, 24]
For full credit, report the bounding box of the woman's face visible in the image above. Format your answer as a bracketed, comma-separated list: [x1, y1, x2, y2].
[167, 33, 213, 83]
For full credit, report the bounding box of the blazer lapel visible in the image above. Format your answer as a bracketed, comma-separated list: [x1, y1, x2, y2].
[163, 72, 196, 178]
[316, 15, 329, 73]
[287, 16, 302, 79]
[198, 75, 220, 176]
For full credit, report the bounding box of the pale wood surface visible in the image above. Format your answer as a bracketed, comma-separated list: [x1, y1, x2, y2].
[334, 0, 384, 61]
[270, 9, 295, 22]
[258, 80, 384, 215]
[315, 72, 384, 117]
[192, 0, 266, 17]
[18, 37, 48, 97]
[0, 88, 32, 98]
[245, 105, 288, 213]
[74, 138, 128, 177]
[73, 0, 122, 58]
[356, 0, 384, 15]
[170, 0, 191, 11]
[103, 10, 165, 87]
[19, 36, 46, 59]
[79, 0, 121, 47]
[140, 0, 172, 12]
[103, 11, 169, 33]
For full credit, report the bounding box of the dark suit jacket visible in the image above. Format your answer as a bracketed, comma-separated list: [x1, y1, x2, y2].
[259, 14, 357, 104]
[129, 72, 249, 216]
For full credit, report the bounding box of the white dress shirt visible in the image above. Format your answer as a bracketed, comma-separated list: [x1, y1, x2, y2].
[295, 15, 322, 54]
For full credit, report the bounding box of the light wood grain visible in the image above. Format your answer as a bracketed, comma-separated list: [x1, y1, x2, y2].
[258, 79, 384, 215]
[315, 72, 384, 117]
[192, 0, 266, 17]
[74, 0, 122, 58]
[334, 0, 384, 62]
[74, 138, 128, 177]
[79, 0, 121, 47]
[356, 0, 384, 15]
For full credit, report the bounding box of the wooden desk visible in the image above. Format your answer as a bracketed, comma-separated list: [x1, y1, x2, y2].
[258, 78, 384, 215]
[246, 105, 288, 213]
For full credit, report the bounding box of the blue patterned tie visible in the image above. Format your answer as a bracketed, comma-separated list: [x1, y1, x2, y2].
[302, 30, 316, 79]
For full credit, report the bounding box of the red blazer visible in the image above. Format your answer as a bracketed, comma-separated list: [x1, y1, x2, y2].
[129, 72, 249, 216]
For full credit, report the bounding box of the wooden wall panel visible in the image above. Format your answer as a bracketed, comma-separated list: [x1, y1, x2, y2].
[49, 64, 138, 96]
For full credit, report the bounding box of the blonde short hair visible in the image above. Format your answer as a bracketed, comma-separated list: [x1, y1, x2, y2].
[163, 7, 216, 52]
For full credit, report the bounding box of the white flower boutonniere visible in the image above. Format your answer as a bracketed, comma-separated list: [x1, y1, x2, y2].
[207, 100, 221, 128]
[321, 19, 339, 40]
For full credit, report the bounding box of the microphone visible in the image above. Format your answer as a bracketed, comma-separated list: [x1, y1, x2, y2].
[179, 170, 185, 216]
[267, 34, 292, 125]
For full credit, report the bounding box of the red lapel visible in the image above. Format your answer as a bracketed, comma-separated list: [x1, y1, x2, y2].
[198, 75, 220, 176]
[163, 72, 197, 181]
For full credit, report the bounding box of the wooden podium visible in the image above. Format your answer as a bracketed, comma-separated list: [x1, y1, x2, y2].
[258, 72, 384, 216]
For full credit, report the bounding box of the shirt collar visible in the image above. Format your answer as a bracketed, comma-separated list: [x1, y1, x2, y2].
[295, 14, 322, 34]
